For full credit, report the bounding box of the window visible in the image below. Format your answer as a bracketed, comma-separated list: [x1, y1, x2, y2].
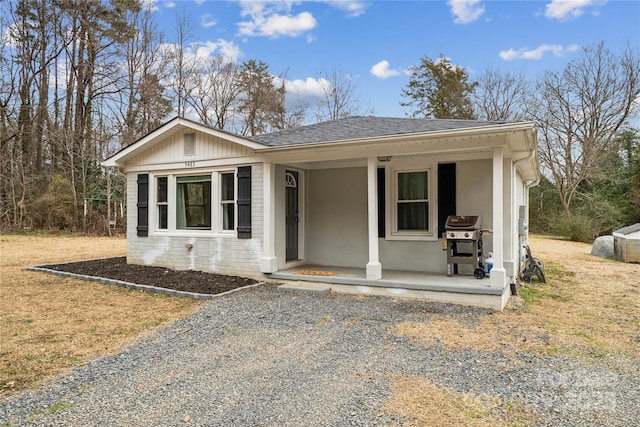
[149, 169, 247, 235]
[395, 170, 430, 233]
[176, 175, 211, 230]
[220, 172, 235, 231]
[157, 177, 168, 229]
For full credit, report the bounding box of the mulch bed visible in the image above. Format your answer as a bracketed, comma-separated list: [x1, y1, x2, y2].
[42, 257, 259, 295]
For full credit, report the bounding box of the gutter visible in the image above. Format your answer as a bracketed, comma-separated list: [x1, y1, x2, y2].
[512, 127, 541, 186]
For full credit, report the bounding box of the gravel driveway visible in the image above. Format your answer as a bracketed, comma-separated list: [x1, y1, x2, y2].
[1, 285, 638, 426]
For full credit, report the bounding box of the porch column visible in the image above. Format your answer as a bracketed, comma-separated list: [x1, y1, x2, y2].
[260, 162, 278, 273]
[366, 156, 382, 279]
[491, 147, 506, 288]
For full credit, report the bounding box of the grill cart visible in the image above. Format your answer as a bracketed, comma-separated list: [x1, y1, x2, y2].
[445, 215, 486, 279]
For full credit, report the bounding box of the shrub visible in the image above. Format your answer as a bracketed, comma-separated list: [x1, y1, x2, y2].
[28, 174, 75, 230]
[551, 214, 594, 242]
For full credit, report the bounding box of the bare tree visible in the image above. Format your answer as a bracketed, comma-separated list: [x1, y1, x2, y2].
[166, 7, 195, 117]
[314, 67, 369, 122]
[1, 0, 68, 228]
[0, 0, 144, 232]
[532, 42, 640, 217]
[120, 2, 170, 147]
[473, 68, 530, 121]
[186, 56, 241, 129]
[57, 0, 140, 228]
[278, 100, 308, 130]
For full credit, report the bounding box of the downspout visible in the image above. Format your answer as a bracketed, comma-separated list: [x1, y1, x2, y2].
[511, 130, 540, 294]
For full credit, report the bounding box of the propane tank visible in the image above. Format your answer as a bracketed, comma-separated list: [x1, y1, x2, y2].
[485, 253, 494, 275]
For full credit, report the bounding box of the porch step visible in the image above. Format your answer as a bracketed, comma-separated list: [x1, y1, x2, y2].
[270, 270, 512, 310]
[270, 271, 504, 295]
[278, 281, 332, 295]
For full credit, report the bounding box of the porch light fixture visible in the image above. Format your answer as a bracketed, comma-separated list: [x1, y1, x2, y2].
[377, 156, 392, 162]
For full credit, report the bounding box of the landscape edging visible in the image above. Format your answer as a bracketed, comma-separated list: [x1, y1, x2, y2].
[23, 265, 265, 300]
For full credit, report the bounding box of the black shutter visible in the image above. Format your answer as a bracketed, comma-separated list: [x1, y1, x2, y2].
[237, 166, 251, 239]
[377, 167, 385, 238]
[137, 173, 149, 237]
[437, 163, 456, 237]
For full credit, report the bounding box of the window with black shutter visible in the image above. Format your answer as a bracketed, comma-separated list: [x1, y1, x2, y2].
[137, 173, 149, 237]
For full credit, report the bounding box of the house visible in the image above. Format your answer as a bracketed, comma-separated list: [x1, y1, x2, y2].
[102, 116, 540, 310]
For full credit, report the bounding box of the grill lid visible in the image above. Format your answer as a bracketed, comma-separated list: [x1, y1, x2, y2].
[445, 215, 482, 229]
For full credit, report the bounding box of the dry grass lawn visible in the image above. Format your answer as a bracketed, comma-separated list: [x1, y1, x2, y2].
[2, 233, 638, 425]
[385, 375, 538, 427]
[394, 235, 640, 362]
[388, 234, 640, 425]
[0, 233, 205, 395]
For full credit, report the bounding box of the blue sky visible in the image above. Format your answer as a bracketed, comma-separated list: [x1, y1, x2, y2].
[149, 0, 640, 119]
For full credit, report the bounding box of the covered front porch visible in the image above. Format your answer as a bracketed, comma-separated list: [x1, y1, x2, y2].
[260, 147, 512, 287]
[269, 264, 511, 310]
[255, 119, 539, 310]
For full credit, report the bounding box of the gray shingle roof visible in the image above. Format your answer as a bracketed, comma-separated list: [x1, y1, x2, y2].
[250, 116, 508, 147]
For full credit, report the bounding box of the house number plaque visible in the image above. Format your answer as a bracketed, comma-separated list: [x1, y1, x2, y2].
[185, 161, 196, 168]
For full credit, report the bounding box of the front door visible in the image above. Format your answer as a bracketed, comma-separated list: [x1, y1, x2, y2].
[285, 170, 299, 261]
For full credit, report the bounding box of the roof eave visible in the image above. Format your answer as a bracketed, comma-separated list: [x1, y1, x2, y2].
[255, 121, 537, 153]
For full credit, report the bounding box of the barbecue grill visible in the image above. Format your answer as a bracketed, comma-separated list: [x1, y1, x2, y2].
[445, 215, 485, 279]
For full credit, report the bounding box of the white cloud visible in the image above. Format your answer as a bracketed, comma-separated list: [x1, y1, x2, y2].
[282, 77, 328, 112]
[201, 13, 217, 28]
[544, 0, 606, 21]
[285, 77, 326, 98]
[499, 44, 580, 61]
[447, 0, 486, 24]
[237, 1, 317, 38]
[235, 1, 368, 39]
[370, 60, 402, 79]
[322, 0, 369, 17]
[160, 39, 243, 64]
[191, 40, 242, 63]
[164, 1, 176, 9]
[214, 40, 243, 63]
[260, 12, 316, 38]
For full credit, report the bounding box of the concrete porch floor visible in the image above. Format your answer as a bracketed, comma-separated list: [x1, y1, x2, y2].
[268, 265, 511, 310]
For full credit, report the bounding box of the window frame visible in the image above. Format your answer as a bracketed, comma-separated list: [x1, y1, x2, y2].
[176, 174, 212, 231]
[219, 171, 236, 233]
[386, 165, 437, 241]
[148, 169, 238, 236]
[156, 176, 168, 230]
